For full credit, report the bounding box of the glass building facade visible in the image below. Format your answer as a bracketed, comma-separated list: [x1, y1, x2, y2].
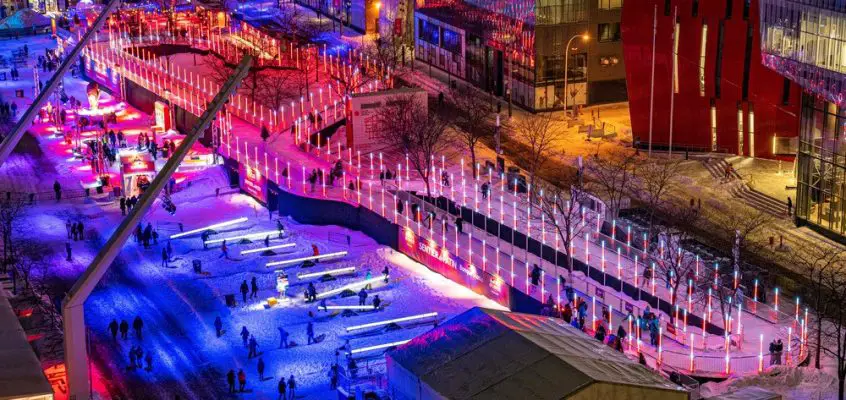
[796, 96, 846, 237]
[760, 0, 846, 241]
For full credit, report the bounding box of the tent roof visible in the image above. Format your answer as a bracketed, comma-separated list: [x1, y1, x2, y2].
[388, 307, 686, 399]
[0, 290, 53, 399]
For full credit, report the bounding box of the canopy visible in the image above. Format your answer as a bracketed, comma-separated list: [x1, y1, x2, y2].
[0, 290, 53, 400]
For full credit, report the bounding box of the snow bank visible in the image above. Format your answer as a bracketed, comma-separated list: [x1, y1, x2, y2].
[700, 366, 838, 400]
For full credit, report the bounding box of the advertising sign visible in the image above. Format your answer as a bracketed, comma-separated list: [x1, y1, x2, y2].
[120, 153, 155, 174]
[239, 163, 267, 204]
[154, 101, 172, 131]
[397, 226, 509, 307]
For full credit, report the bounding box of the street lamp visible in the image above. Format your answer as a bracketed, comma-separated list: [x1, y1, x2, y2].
[563, 33, 589, 119]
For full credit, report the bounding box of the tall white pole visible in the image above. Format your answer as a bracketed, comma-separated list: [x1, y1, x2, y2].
[669, 6, 678, 158]
[648, 5, 657, 157]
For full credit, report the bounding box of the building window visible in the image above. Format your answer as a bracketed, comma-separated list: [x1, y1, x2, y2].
[710, 102, 718, 152]
[597, 0, 622, 10]
[598, 23, 621, 42]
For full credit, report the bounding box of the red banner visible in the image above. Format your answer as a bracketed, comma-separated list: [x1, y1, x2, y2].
[397, 227, 509, 307]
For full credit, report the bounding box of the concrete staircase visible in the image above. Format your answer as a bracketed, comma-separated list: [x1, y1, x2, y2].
[703, 158, 787, 218]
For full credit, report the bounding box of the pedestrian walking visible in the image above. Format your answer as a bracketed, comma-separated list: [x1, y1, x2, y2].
[227, 369, 236, 393]
[278, 327, 289, 348]
[129, 347, 137, 371]
[373, 295, 381, 310]
[214, 316, 223, 337]
[119, 197, 126, 215]
[240, 280, 249, 303]
[257, 357, 265, 381]
[135, 347, 143, 368]
[250, 277, 259, 299]
[287, 375, 296, 400]
[240, 326, 250, 347]
[166, 240, 173, 260]
[358, 288, 368, 306]
[71, 223, 77, 241]
[306, 322, 315, 345]
[77, 221, 84, 241]
[221, 240, 229, 259]
[66, 219, 72, 239]
[161, 248, 169, 268]
[382, 265, 390, 283]
[109, 319, 118, 340]
[238, 369, 246, 392]
[119, 320, 129, 339]
[306, 282, 317, 302]
[248, 335, 258, 359]
[53, 180, 61, 201]
[132, 316, 143, 339]
[787, 196, 793, 216]
[455, 216, 463, 234]
[66, 242, 72, 261]
[277, 376, 287, 400]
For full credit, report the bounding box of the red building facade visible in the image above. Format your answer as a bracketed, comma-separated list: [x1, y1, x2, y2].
[622, 0, 800, 158]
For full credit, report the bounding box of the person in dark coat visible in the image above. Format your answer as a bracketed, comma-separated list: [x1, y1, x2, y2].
[145, 352, 153, 371]
[226, 369, 236, 393]
[358, 288, 368, 306]
[287, 375, 296, 400]
[250, 277, 259, 299]
[53, 180, 61, 201]
[129, 347, 137, 370]
[161, 248, 169, 268]
[306, 322, 315, 345]
[278, 327, 289, 348]
[238, 369, 246, 392]
[373, 295, 382, 310]
[108, 319, 118, 340]
[119, 197, 126, 215]
[248, 335, 258, 358]
[277, 376, 286, 400]
[257, 357, 265, 380]
[306, 282, 317, 302]
[119, 320, 129, 339]
[531, 264, 541, 286]
[240, 326, 250, 347]
[240, 280, 249, 303]
[66, 242, 72, 261]
[382, 266, 390, 283]
[214, 316, 223, 337]
[132, 316, 143, 339]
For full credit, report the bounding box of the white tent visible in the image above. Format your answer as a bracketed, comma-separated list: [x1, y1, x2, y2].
[0, 9, 50, 30]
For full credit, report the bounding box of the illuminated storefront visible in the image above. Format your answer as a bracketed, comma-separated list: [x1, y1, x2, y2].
[415, 0, 626, 112]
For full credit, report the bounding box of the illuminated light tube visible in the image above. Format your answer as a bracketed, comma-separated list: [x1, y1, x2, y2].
[170, 217, 248, 239]
[240, 243, 296, 255]
[322, 305, 376, 310]
[266, 251, 348, 268]
[345, 312, 438, 332]
[205, 230, 281, 245]
[297, 266, 356, 279]
[315, 276, 383, 299]
[349, 339, 411, 355]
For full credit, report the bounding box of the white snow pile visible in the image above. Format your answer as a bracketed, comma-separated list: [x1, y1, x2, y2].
[0, 9, 50, 29]
[700, 366, 838, 400]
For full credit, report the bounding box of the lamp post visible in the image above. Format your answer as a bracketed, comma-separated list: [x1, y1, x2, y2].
[563, 33, 589, 119]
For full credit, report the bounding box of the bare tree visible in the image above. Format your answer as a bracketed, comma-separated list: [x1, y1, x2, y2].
[0, 197, 28, 271]
[446, 84, 494, 178]
[794, 244, 846, 369]
[707, 204, 774, 276]
[255, 68, 300, 111]
[375, 94, 452, 198]
[651, 204, 703, 310]
[584, 146, 639, 218]
[511, 112, 560, 196]
[632, 157, 683, 239]
[538, 169, 589, 274]
[819, 260, 846, 400]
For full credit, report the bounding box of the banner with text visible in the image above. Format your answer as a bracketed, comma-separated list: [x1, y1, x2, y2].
[397, 226, 509, 308]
